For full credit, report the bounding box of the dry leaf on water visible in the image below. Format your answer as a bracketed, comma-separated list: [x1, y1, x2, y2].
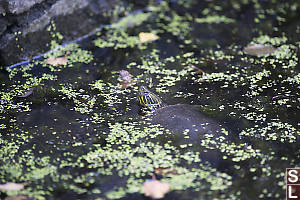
[5, 195, 29, 200]
[185, 65, 205, 76]
[139, 32, 159, 43]
[46, 55, 68, 66]
[0, 182, 27, 191]
[154, 168, 178, 176]
[119, 70, 133, 89]
[243, 44, 276, 56]
[142, 179, 170, 199]
[120, 70, 132, 82]
[120, 81, 132, 90]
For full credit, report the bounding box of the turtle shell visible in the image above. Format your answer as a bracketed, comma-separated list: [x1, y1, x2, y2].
[150, 104, 229, 139]
[149, 104, 234, 167]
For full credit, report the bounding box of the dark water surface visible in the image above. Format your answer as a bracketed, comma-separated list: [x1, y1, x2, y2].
[0, 1, 299, 199]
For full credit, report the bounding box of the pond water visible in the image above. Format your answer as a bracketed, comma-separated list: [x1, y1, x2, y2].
[0, 1, 299, 199]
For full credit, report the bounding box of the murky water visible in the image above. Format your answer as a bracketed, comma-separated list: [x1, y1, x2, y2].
[0, 1, 299, 199]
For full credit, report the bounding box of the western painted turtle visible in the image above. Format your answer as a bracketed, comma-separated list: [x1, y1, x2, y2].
[137, 85, 244, 167]
[137, 86, 230, 138]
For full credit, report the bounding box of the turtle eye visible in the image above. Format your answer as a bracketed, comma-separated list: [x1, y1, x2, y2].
[139, 86, 149, 94]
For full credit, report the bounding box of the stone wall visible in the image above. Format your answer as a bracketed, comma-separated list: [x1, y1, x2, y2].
[0, 0, 148, 67]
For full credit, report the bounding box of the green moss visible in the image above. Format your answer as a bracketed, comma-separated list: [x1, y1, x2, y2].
[160, 12, 192, 37]
[44, 43, 93, 71]
[112, 12, 151, 30]
[240, 121, 298, 143]
[94, 29, 140, 49]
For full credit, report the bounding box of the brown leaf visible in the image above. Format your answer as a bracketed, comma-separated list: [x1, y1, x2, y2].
[5, 195, 29, 200]
[120, 81, 132, 89]
[0, 182, 27, 191]
[142, 179, 170, 199]
[119, 70, 132, 82]
[154, 168, 179, 176]
[243, 44, 276, 56]
[119, 70, 133, 89]
[139, 32, 159, 43]
[185, 65, 205, 76]
[46, 55, 68, 66]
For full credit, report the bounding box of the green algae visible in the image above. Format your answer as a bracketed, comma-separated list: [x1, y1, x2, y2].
[94, 29, 141, 49]
[161, 12, 192, 37]
[44, 43, 94, 71]
[58, 85, 96, 114]
[111, 12, 151, 30]
[240, 121, 299, 143]
[195, 15, 235, 24]
[253, 35, 288, 46]
[94, 11, 155, 50]
[83, 122, 234, 199]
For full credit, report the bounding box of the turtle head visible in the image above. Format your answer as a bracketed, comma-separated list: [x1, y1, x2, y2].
[138, 85, 150, 95]
[138, 86, 164, 111]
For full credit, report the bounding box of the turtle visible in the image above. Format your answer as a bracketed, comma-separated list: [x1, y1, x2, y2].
[137, 85, 232, 139]
[137, 85, 240, 166]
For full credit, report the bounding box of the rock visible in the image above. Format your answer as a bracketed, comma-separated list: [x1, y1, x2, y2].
[7, 0, 45, 14]
[0, 0, 150, 67]
[0, 19, 7, 35]
[23, 0, 90, 35]
[0, 4, 5, 14]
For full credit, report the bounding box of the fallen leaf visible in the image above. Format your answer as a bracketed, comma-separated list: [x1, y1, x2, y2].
[5, 195, 29, 200]
[119, 70, 133, 89]
[46, 55, 68, 66]
[0, 182, 27, 191]
[154, 168, 178, 176]
[243, 44, 276, 56]
[120, 81, 132, 89]
[185, 65, 205, 76]
[139, 32, 159, 43]
[119, 70, 132, 82]
[142, 179, 170, 199]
